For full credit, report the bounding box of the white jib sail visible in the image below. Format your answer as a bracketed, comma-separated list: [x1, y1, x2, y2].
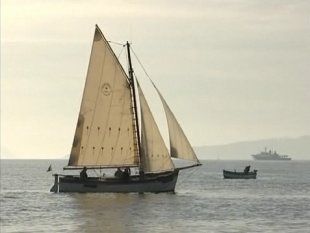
[68, 26, 139, 167]
[137, 83, 175, 173]
[154, 85, 200, 163]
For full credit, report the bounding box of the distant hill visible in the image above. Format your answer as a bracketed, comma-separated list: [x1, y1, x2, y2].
[194, 135, 310, 160]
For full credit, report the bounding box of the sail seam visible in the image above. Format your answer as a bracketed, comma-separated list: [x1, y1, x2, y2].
[79, 41, 108, 165]
[94, 60, 117, 166]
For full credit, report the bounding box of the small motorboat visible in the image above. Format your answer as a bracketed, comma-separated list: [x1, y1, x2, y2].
[223, 166, 257, 179]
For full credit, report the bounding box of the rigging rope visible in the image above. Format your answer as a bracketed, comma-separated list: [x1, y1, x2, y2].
[108, 40, 126, 61]
[108, 40, 125, 46]
[130, 46, 161, 94]
[130, 47, 151, 79]
[117, 46, 125, 59]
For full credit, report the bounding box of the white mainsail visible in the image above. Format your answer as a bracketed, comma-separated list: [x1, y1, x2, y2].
[153, 85, 200, 163]
[68, 26, 139, 167]
[137, 83, 175, 173]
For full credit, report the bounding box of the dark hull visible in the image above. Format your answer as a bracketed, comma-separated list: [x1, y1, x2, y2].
[252, 155, 291, 161]
[223, 170, 257, 179]
[50, 170, 179, 193]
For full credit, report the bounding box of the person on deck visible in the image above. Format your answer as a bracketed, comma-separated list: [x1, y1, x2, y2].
[80, 166, 88, 181]
[139, 170, 145, 180]
[114, 168, 123, 178]
[244, 165, 250, 174]
[123, 167, 131, 179]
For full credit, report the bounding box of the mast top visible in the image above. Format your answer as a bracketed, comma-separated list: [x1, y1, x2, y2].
[126, 41, 134, 81]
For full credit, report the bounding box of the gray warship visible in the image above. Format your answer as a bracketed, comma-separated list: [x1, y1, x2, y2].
[252, 148, 292, 161]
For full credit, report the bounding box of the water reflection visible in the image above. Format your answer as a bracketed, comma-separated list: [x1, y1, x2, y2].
[71, 192, 181, 233]
[72, 193, 141, 232]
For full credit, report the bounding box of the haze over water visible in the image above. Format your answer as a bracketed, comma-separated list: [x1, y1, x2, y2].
[1, 159, 309, 232]
[2, 1, 310, 158]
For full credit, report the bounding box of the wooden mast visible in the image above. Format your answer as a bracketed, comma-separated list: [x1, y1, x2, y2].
[126, 41, 142, 171]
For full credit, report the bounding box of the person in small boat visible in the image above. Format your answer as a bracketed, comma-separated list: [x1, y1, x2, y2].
[80, 166, 88, 181]
[244, 165, 251, 174]
[114, 168, 123, 178]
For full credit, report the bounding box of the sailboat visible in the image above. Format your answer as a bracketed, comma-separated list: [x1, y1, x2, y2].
[47, 164, 52, 172]
[50, 25, 201, 193]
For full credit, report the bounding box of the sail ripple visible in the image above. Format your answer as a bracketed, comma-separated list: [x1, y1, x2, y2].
[68, 26, 139, 167]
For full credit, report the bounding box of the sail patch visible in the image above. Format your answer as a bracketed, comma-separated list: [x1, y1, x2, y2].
[101, 83, 112, 96]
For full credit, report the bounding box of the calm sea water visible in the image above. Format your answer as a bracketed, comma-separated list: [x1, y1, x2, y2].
[1, 159, 309, 233]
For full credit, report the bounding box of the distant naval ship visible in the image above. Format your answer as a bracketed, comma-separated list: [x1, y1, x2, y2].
[252, 148, 292, 161]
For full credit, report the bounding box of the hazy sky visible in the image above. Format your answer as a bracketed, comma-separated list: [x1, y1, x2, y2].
[1, 0, 310, 159]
